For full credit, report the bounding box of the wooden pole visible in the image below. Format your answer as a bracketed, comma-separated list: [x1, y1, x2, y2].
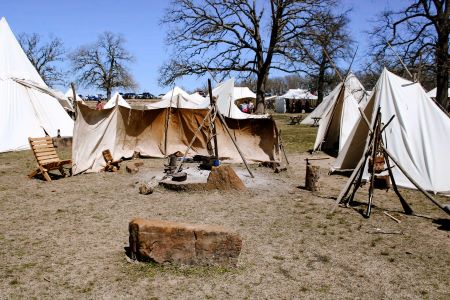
[382, 146, 450, 215]
[163, 87, 176, 157]
[216, 111, 254, 178]
[174, 109, 213, 174]
[208, 79, 219, 159]
[71, 82, 77, 120]
[278, 130, 289, 165]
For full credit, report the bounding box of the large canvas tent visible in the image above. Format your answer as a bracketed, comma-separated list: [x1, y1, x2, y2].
[309, 73, 369, 152]
[72, 104, 280, 174]
[332, 68, 450, 193]
[0, 17, 73, 152]
[145, 87, 209, 109]
[233, 87, 256, 101]
[427, 87, 450, 98]
[104, 92, 131, 109]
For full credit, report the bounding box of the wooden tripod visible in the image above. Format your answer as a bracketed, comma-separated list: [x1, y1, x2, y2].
[333, 108, 450, 217]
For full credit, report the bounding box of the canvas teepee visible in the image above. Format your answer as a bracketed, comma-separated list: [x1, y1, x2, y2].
[310, 72, 369, 153]
[332, 68, 450, 194]
[302, 72, 368, 125]
[0, 17, 73, 152]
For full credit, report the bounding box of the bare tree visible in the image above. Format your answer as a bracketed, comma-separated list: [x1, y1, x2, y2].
[18, 33, 65, 87]
[296, 10, 353, 104]
[70, 32, 136, 99]
[369, 0, 449, 110]
[160, 0, 335, 113]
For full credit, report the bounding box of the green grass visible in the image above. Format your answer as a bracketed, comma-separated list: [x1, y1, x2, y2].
[270, 112, 318, 154]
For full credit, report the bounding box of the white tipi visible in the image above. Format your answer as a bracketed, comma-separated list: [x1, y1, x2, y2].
[104, 92, 131, 109]
[310, 72, 369, 152]
[0, 17, 74, 152]
[332, 68, 450, 193]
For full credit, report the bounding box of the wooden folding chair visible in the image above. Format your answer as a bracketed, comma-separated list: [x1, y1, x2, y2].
[28, 137, 72, 182]
[102, 149, 122, 172]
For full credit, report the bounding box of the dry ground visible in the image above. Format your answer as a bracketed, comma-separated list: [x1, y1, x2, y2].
[0, 114, 449, 299]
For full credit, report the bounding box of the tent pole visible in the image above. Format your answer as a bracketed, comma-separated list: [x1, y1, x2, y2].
[164, 87, 176, 157]
[216, 112, 254, 178]
[278, 130, 289, 165]
[71, 82, 77, 120]
[174, 108, 213, 174]
[208, 79, 219, 159]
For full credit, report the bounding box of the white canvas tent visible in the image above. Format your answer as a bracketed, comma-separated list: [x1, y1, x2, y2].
[104, 92, 131, 109]
[64, 88, 85, 104]
[332, 68, 450, 193]
[233, 87, 256, 101]
[0, 17, 73, 152]
[212, 78, 267, 119]
[302, 72, 368, 125]
[281, 89, 317, 100]
[309, 73, 369, 152]
[145, 87, 209, 109]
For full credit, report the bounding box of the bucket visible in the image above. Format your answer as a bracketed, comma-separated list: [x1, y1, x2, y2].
[213, 159, 220, 167]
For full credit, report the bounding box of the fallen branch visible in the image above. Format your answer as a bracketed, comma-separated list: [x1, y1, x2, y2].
[383, 211, 401, 223]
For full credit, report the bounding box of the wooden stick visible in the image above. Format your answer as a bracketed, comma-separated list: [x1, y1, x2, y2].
[164, 86, 176, 157]
[383, 211, 401, 223]
[71, 82, 77, 120]
[174, 109, 213, 174]
[279, 130, 289, 165]
[382, 146, 450, 215]
[216, 112, 254, 178]
[208, 79, 219, 159]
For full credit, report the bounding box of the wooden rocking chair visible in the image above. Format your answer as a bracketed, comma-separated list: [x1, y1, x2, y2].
[102, 149, 122, 172]
[28, 137, 72, 182]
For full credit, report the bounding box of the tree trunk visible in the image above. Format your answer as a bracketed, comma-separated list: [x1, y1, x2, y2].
[106, 88, 112, 100]
[435, 30, 449, 111]
[317, 57, 327, 105]
[255, 72, 268, 114]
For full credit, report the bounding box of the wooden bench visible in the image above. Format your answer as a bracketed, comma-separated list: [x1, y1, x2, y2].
[289, 115, 302, 125]
[102, 149, 122, 172]
[28, 137, 72, 182]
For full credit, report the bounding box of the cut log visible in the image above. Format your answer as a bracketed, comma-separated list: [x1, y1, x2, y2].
[305, 164, 320, 192]
[126, 164, 139, 174]
[139, 184, 153, 195]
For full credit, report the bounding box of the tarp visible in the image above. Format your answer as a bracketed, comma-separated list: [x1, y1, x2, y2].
[145, 87, 209, 109]
[104, 92, 131, 109]
[332, 68, 450, 193]
[0, 17, 73, 152]
[302, 72, 368, 125]
[72, 104, 280, 174]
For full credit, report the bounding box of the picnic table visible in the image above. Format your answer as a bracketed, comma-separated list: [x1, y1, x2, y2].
[312, 117, 321, 127]
[289, 115, 302, 125]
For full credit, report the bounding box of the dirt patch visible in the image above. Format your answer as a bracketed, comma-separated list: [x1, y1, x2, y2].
[0, 148, 449, 299]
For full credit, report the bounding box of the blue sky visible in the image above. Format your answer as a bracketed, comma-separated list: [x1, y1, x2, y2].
[2, 0, 405, 96]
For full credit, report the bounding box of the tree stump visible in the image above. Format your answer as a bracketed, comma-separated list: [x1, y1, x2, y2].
[305, 164, 320, 191]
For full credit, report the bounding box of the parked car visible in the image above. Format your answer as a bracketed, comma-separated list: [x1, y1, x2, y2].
[123, 93, 137, 99]
[141, 92, 154, 99]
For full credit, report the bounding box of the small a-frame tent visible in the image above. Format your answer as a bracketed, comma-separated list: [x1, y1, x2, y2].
[0, 17, 73, 152]
[104, 92, 131, 109]
[310, 72, 369, 153]
[145, 87, 208, 109]
[332, 68, 450, 193]
[302, 72, 367, 125]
